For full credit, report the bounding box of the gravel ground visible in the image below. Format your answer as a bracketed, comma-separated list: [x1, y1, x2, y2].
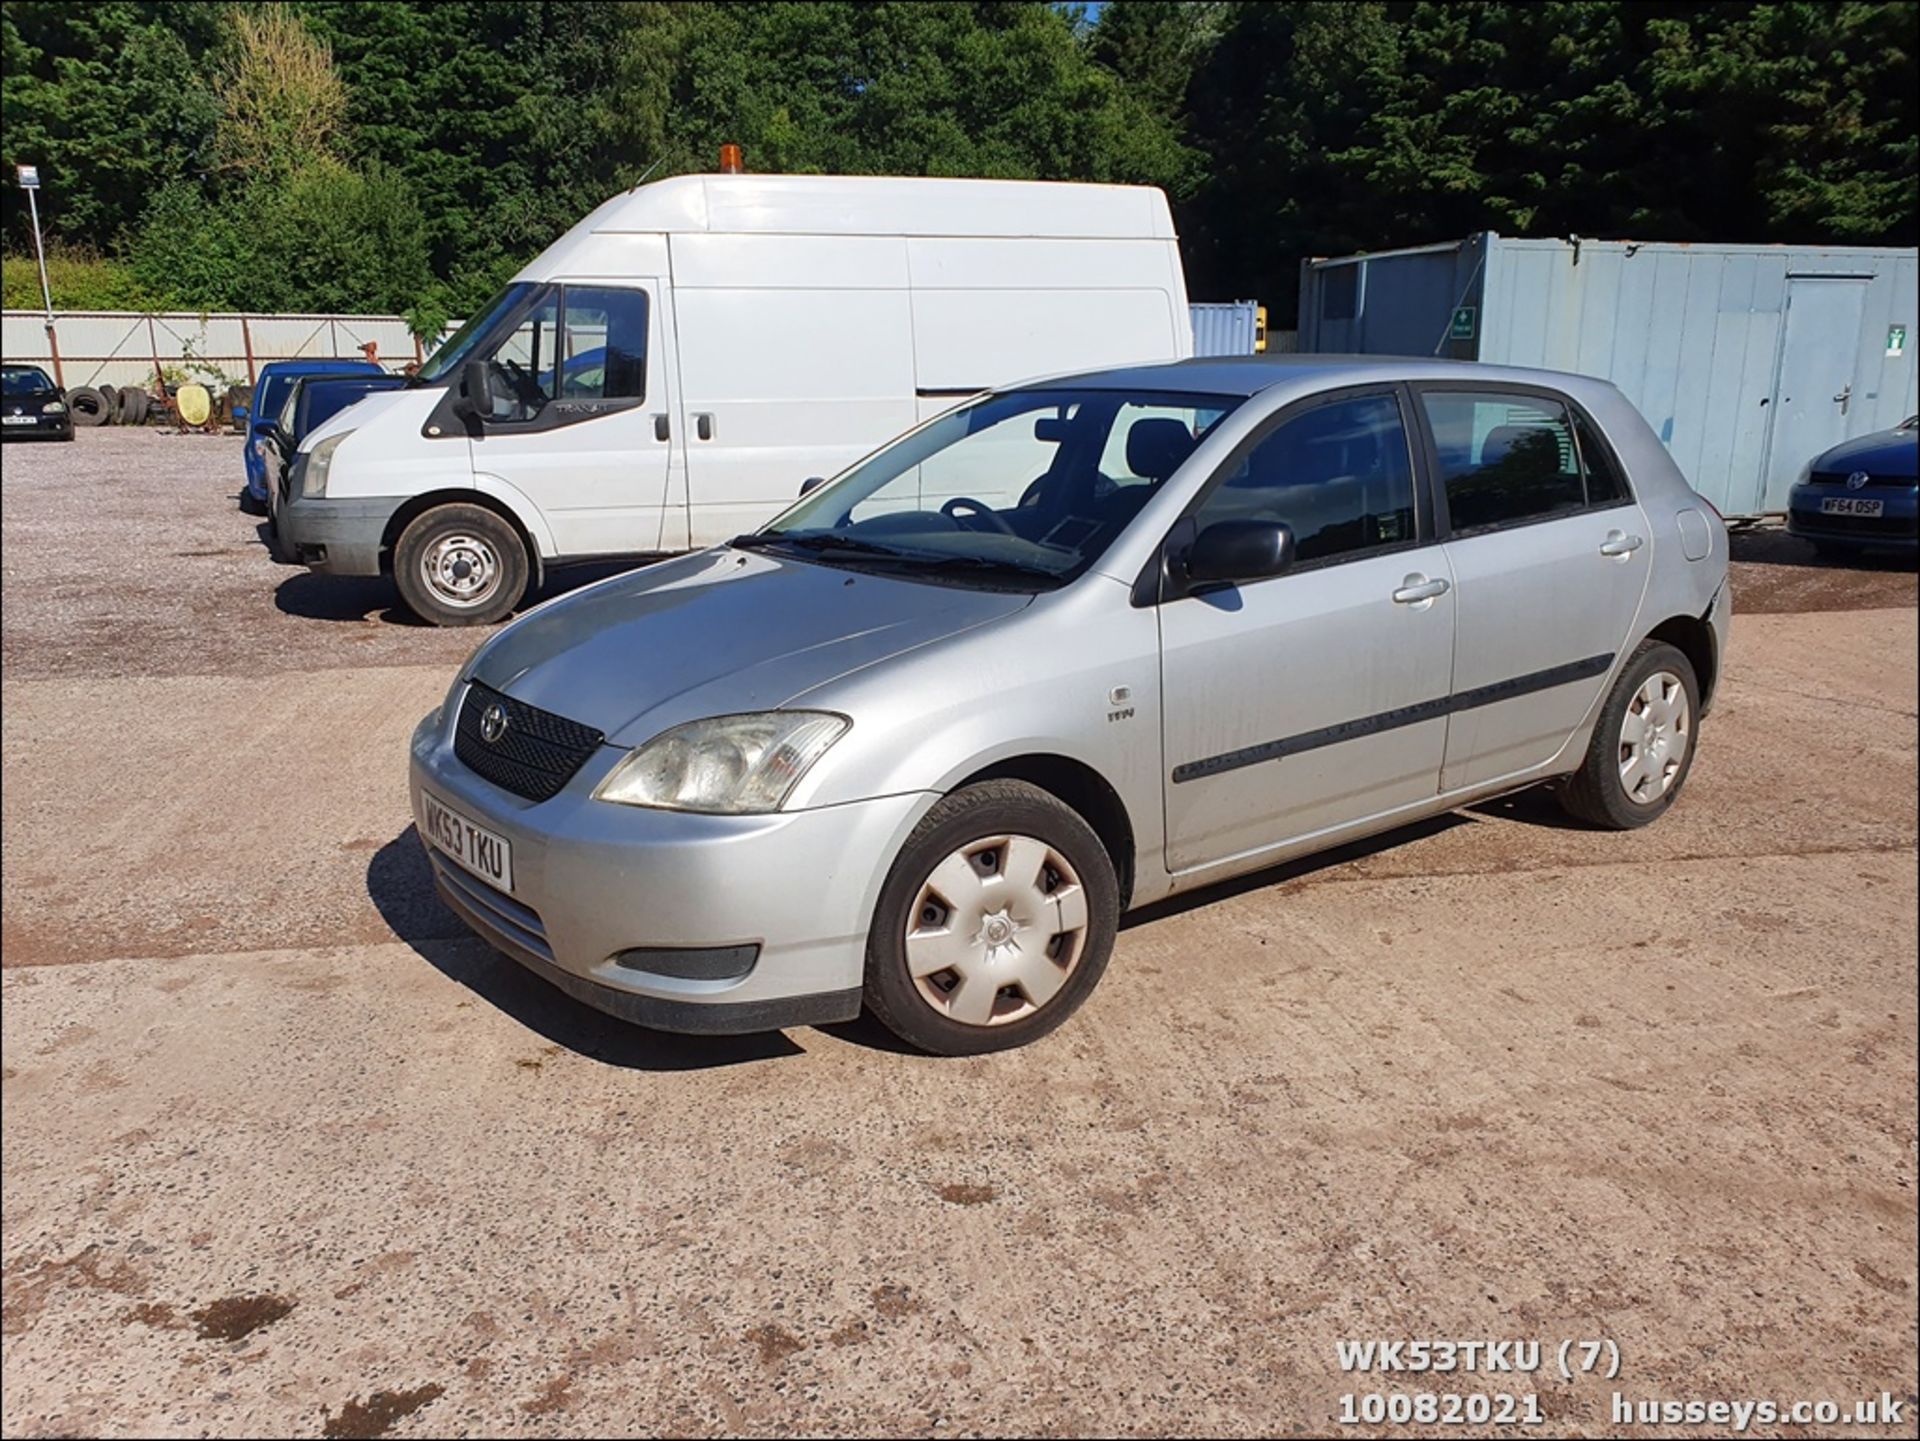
[1, 429, 1913, 685]
[3, 428, 1916, 1438]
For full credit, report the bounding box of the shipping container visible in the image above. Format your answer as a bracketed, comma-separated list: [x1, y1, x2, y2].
[1297, 234, 1919, 517]
[1190, 300, 1261, 356]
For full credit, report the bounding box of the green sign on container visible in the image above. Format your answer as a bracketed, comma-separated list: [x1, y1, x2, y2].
[1449, 306, 1476, 342]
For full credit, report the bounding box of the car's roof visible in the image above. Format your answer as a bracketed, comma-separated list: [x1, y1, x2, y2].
[261, 359, 383, 376]
[1022, 354, 1611, 399]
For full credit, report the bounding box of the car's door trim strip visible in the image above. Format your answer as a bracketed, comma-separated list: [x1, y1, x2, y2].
[1170, 652, 1615, 783]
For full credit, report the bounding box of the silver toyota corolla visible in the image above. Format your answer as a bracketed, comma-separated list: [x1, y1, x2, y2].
[409, 358, 1730, 1054]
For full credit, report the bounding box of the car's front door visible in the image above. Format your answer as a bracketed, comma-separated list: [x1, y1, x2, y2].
[467, 281, 679, 557]
[1158, 388, 1456, 875]
[1414, 387, 1652, 792]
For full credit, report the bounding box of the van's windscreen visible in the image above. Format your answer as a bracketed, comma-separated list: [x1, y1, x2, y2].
[417, 282, 538, 385]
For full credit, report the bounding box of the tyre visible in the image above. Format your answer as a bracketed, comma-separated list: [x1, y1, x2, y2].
[863, 779, 1119, 1055]
[122, 388, 150, 426]
[1557, 640, 1701, 830]
[97, 383, 118, 423]
[392, 503, 529, 627]
[238, 487, 267, 516]
[68, 386, 109, 426]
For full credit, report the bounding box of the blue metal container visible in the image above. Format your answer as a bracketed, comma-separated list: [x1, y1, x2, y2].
[1297, 234, 1919, 517]
[1190, 300, 1262, 357]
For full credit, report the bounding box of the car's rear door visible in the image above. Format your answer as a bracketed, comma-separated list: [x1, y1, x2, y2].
[1413, 385, 1652, 792]
[1157, 387, 1455, 874]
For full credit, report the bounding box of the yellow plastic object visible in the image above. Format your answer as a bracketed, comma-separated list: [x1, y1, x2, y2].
[176, 383, 211, 427]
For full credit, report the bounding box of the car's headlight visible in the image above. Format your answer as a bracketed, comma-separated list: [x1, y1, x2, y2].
[594, 711, 850, 813]
[1794, 458, 1813, 487]
[43, 400, 65, 414]
[302, 431, 352, 498]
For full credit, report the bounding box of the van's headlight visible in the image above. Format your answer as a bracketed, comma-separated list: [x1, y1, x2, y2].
[594, 712, 849, 813]
[302, 431, 352, 498]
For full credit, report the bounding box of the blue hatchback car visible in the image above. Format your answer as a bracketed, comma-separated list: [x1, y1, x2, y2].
[240, 359, 384, 513]
[1786, 417, 1920, 558]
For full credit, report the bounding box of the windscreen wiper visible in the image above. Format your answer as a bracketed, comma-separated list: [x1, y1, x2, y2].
[730, 531, 908, 559]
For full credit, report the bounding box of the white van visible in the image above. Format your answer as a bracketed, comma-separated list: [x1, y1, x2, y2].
[275, 172, 1192, 624]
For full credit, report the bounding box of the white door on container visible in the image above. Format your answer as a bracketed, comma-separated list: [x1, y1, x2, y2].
[466, 281, 677, 557]
[1761, 276, 1868, 510]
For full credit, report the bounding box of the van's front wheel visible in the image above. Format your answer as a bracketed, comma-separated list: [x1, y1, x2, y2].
[393, 504, 528, 627]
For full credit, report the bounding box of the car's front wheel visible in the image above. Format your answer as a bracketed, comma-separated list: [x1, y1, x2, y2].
[1557, 640, 1701, 830]
[864, 780, 1118, 1055]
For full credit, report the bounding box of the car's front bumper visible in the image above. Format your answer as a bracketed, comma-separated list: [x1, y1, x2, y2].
[1786, 482, 1919, 552]
[407, 701, 935, 1034]
[279, 492, 407, 574]
[0, 415, 72, 440]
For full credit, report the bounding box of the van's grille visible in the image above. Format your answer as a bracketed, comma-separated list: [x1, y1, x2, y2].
[454, 681, 604, 802]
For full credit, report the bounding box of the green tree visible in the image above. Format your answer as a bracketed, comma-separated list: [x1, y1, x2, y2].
[1, 1, 222, 251]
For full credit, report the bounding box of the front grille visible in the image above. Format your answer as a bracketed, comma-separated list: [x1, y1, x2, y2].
[454, 680, 604, 802]
[1810, 469, 1916, 490]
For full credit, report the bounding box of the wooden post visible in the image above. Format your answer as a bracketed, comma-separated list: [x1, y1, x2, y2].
[45, 321, 64, 389]
[241, 315, 257, 384]
[147, 315, 164, 388]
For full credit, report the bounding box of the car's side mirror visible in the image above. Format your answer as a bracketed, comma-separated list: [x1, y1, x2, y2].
[453, 358, 492, 423]
[1183, 519, 1296, 589]
[798, 475, 828, 497]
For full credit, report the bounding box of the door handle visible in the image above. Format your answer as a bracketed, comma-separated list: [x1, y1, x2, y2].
[1833, 384, 1852, 415]
[1599, 530, 1644, 558]
[694, 412, 715, 441]
[1392, 574, 1450, 605]
[652, 413, 670, 442]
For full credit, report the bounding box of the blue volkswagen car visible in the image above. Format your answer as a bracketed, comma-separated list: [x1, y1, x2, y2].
[240, 359, 384, 513]
[1786, 417, 1919, 558]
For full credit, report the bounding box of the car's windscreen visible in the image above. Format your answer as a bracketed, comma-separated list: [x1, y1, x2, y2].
[416, 281, 537, 385]
[738, 388, 1240, 589]
[2, 366, 55, 396]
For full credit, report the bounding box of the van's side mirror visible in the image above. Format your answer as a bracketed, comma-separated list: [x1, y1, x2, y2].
[1184, 520, 1296, 588]
[798, 475, 828, 497]
[454, 358, 492, 423]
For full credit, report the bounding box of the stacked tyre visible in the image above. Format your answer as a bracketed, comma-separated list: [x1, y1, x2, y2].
[59, 384, 153, 427]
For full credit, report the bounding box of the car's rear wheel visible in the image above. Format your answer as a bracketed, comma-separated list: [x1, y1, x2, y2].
[1558, 640, 1700, 830]
[864, 780, 1118, 1055]
[392, 503, 529, 627]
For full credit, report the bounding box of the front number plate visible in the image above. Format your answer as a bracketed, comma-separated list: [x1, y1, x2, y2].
[421, 790, 514, 894]
[1820, 496, 1883, 517]
[2, 415, 37, 425]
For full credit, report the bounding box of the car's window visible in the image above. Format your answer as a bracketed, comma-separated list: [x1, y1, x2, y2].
[2, 366, 55, 395]
[1422, 392, 1589, 533]
[1193, 392, 1417, 565]
[487, 289, 561, 422]
[748, 388, 1241, 588]
[558, 286, 648, 401]
[1573, 412, 1631, 506]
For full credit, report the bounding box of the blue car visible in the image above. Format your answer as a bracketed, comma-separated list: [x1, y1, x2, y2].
[1786, 417, 1919, 558]
[240, 359, 385, 514]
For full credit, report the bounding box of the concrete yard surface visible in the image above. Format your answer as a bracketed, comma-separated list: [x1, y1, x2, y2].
[2, 429, 1916, 1438]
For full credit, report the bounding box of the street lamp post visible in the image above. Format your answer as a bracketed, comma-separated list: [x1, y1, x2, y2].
[16, 164, 54, 325]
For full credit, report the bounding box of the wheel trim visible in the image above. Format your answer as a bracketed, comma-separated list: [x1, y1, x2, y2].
[905, 833, 1089, 1027]
[421, 532, 502, 608]
[1618, 669, 1691, 805]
